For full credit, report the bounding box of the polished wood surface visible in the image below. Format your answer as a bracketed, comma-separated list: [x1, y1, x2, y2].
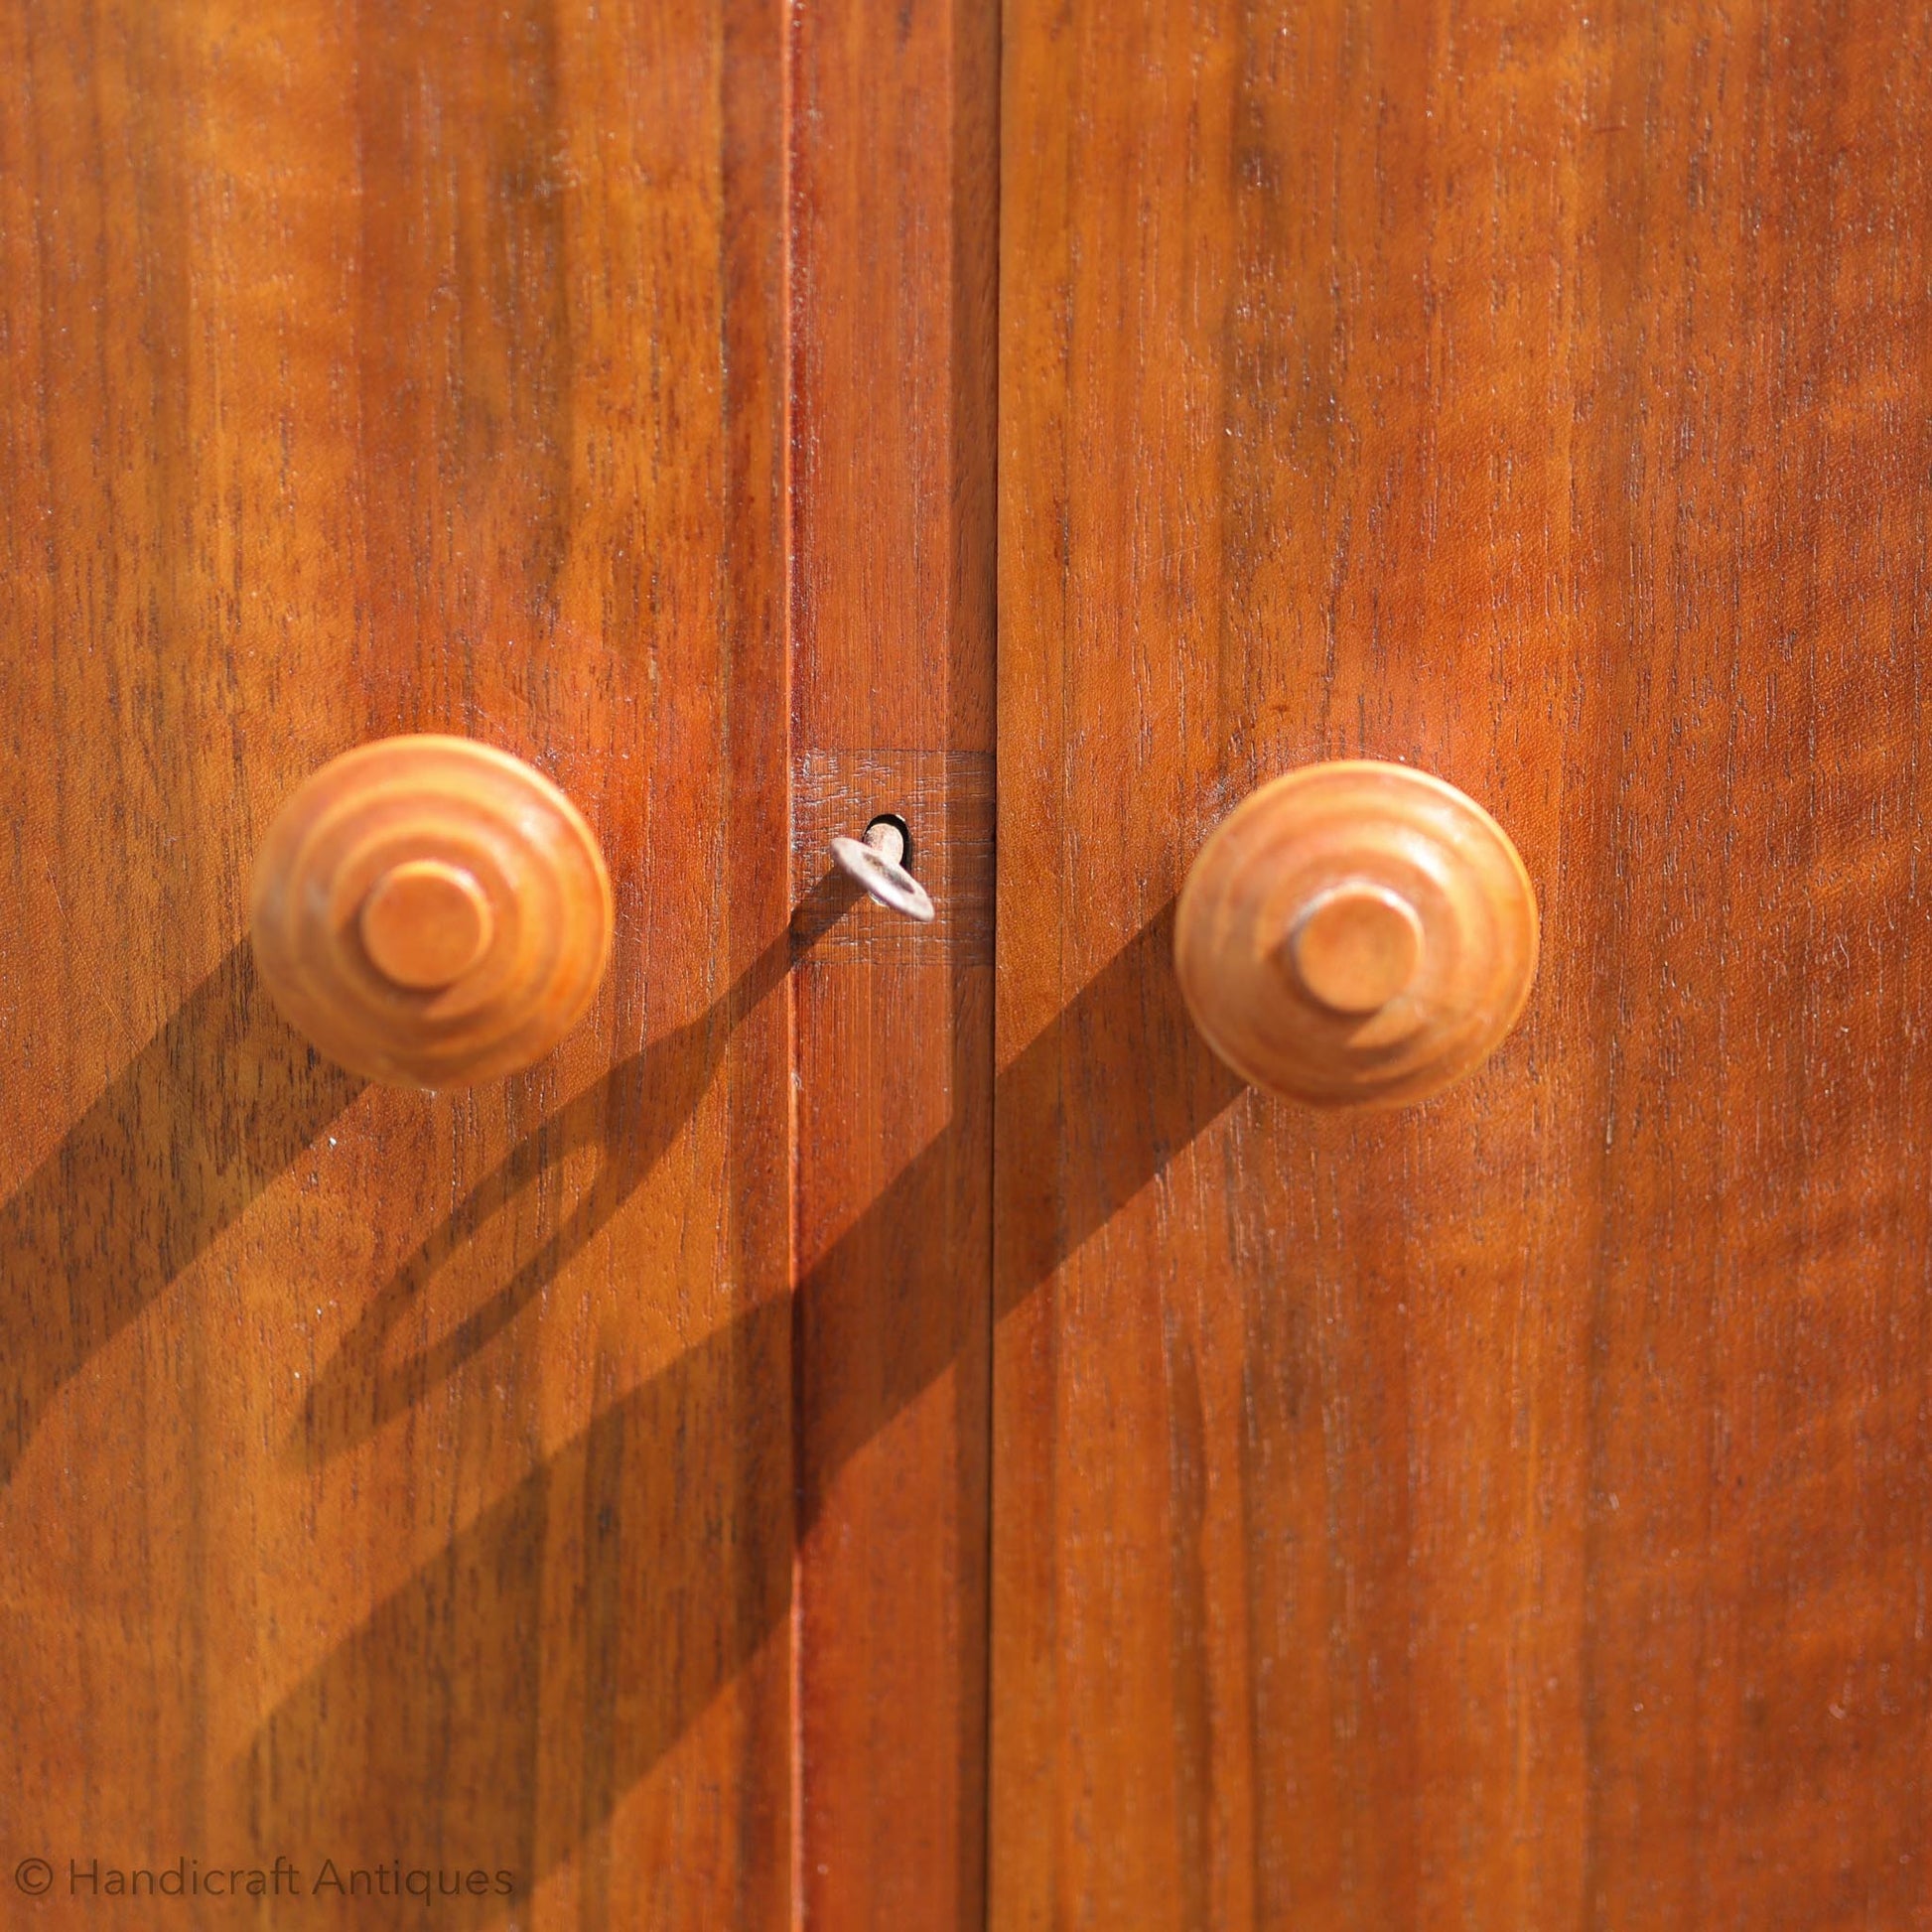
[1175, 761, 1538, 1107]
[997, 1, 1932, 1926]
[787, 0, 997, 1913]
[0, 0, 796, 1923]
[251, 736, 615, 1087]
[1, 0, 1002, 1921]
[12, 0, 1927, 1920]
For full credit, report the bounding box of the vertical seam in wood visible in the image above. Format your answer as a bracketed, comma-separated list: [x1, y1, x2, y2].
[781, 0, 804, 1920]
[979, 0, 1002, 1917]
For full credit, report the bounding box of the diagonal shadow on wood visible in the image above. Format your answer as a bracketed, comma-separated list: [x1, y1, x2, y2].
[285, 869, 870, 1463]
[284, 909, 824, 1463]
[0, 941, 363, 1486]
[248, 897, 1243, 1915]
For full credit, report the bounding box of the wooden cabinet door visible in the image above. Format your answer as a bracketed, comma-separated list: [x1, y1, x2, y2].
[8, 1, 1931, 1928]
[994, 2, 1932, 1927]
[0, 0, 991, 1924]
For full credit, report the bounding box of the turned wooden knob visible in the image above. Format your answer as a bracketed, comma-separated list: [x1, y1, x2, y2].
[250, 736, 614, 1088]
[1174, 760, 1538, 1108]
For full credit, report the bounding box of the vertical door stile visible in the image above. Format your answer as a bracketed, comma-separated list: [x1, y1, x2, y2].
[785, 0, 1001, 1924]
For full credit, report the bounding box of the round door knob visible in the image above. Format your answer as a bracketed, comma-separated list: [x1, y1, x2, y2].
[1174, 760, 1537, 1108]
[250, 735, 614, 1088]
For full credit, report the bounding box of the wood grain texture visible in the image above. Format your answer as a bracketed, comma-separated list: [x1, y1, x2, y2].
[787, 0, 999, 1919]
[995, 2, 1932, 1927]
[0, 0, 793, 1924]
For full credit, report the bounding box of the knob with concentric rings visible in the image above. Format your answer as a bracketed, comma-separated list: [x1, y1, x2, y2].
[250, 736, 614, 1088]
[1174, 760, 1538, 1108]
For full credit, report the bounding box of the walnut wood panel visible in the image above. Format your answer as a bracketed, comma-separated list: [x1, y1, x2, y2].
[0, 1, 792, 1925]
[995, 3, 1932, 1928]
[788, 0, 998, 1920]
